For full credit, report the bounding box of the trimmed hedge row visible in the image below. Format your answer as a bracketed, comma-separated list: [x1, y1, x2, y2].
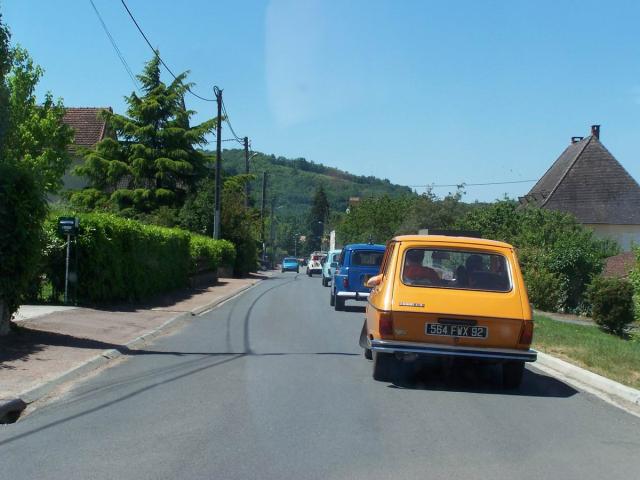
[41, 212, 235, 303]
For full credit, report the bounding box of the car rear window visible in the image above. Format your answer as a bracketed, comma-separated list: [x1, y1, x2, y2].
[284, 258, 296, 262]
[351, 250, 384, 267]
[401, 248, 512, 292]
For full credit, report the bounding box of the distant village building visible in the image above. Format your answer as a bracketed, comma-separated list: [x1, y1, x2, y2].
[60, 107, 112, 192]
[520, 125, 640, 251]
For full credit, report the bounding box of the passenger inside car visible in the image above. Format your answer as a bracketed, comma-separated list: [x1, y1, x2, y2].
[402, 249, 440, 285]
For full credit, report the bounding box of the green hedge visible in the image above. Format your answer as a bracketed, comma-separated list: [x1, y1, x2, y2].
[189, 234, 235, 274]
[0, 163, 48, 333]
[40, 212, 235, 304]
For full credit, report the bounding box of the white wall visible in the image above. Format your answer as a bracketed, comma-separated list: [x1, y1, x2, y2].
[584, 224, 640, 252]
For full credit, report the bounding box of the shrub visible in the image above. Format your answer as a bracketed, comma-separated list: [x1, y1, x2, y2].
[0, 163, 47, 334]
[588, 276, 635, 336]
[629, 247, 640, 322]
[189, 234, 236, 275]
[523, 268, 565, 312]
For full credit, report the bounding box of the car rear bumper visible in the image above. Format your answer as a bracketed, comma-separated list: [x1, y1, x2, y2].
[369, 339, 537, 362]
[282, 266, 298, 271]
[336, 291, 370, 300]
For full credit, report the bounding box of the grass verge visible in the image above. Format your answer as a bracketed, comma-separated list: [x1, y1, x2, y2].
[533, 314, 640, 389]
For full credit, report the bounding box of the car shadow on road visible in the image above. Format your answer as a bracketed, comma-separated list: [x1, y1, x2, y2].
[343, 305, 366, 313]
[386, 363, 578, 398]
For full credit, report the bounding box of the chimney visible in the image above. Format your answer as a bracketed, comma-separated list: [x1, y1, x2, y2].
[591, 124, 600, 139]
[571, 136, 583, 144]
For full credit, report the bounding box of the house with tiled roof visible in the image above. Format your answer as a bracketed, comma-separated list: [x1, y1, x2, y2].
[60, 107, 112, 191]
[520, 125, 640, 251]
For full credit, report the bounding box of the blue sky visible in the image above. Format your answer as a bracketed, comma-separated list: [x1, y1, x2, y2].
[4, 0, 640, 201]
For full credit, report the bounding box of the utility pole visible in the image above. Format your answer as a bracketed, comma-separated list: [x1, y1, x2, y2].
[213, 86, 223, 239]
[260, 171, 267, 265]
[270, 198, 276, 268]
[244, 136, 250, 207]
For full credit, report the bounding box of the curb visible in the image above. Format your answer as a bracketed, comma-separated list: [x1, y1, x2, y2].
[533, 351, 640, 417]
[13, 279, 262, 416]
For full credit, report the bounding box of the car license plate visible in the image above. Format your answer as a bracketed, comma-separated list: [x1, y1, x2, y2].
[425, 323, 488, 338]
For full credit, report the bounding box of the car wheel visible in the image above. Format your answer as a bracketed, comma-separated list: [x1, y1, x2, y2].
[334, 296, 345, 311]
[307, 269, 311, 277]
[502, 361, 525, 389]
[321, 277, 327, 287]
[281, 269, 285, 273]
[364, 348, 372, 360]
[372, 351, 395, 382]
[330, 289, 335, 306]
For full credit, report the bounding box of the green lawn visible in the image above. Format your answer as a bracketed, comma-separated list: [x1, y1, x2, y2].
[533, 314, 640, 389]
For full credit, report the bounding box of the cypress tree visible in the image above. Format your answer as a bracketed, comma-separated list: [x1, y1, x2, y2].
[77, 53, 216, 213]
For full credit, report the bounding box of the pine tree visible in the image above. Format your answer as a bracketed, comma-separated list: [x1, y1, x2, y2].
[76, 53, 216, 213]
[308, 185, 330, 250]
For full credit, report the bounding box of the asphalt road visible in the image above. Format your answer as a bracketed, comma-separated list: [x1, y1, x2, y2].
[1, 273, 639, 480]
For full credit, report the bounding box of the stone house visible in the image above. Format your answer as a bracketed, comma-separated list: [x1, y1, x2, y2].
[520, 125, 640, 251]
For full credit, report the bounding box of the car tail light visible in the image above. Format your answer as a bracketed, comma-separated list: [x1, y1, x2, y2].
[343, 277, 349, 289]
[379, 311, 394, 338]
[519, 321, 534, 345]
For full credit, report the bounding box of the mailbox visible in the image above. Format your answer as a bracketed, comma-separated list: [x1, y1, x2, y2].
[58, 217, 79, 236]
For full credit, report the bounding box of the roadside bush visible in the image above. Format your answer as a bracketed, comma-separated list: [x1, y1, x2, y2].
[39, 212, 236, 304]
[588, 276, 635, 336]
[629, 247, 640, 322]
[0, 162, 47, 334]
[522, 268, 565, 312]
[189, 234, 236, 275]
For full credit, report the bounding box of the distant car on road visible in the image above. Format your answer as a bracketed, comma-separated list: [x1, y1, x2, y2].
[321, 249, 342, 287]
[281, 257, 300, 273]
[360, 235, 537, 388]
[331, 243, 385, 310]
[306, 251, 326, 276]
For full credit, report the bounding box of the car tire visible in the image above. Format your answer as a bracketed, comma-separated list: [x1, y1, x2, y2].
[502, 361, 525, 389]
[330, 289, 335, 306]
[364, 348, 372, 360]
[307, 269, 311, 277]
[334, 296, 345, 311]
[321, 277, 327, 287]
[372, 351, 395, 382]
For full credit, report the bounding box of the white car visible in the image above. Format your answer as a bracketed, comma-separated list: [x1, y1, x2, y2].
[322, 249, 342, 287]
[306, 251, 326, 277]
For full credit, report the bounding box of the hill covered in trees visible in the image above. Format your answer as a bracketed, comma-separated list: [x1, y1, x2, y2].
[212, 149, 413, 217]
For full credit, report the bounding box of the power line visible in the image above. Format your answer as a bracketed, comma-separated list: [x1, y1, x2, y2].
[410, 179, 537, 188]
[220, 96, 244, 143]
[89, 0, 139, 90]
[119, 0, 216, 102]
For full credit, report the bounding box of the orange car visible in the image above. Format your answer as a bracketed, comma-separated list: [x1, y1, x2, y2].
[361, 235, 536, 388]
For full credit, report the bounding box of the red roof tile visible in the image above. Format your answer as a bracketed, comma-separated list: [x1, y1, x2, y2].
[62, 107, 111, 148]
[602, 252, 636, 278]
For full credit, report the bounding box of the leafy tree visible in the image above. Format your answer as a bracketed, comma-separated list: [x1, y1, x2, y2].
[0, 17, 63, 335]
[0, 12, 10, 148]
[178, 174, 259, 275]
[74, 53, 216, 213]
[3, 46, 73, 193]
[456, 200, 618, 312]
[337, 195, 412, 244]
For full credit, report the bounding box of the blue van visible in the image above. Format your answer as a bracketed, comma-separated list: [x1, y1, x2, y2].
[330, 243, 386, 311]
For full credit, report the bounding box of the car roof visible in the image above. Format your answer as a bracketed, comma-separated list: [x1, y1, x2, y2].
[343, 243, 386, 250]
[391, 235, 513, 249]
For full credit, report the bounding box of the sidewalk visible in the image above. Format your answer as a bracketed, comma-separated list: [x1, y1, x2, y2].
[0, 274, 267, 422]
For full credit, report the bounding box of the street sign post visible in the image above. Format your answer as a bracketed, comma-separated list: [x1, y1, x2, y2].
[58, 217, 79, 304]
